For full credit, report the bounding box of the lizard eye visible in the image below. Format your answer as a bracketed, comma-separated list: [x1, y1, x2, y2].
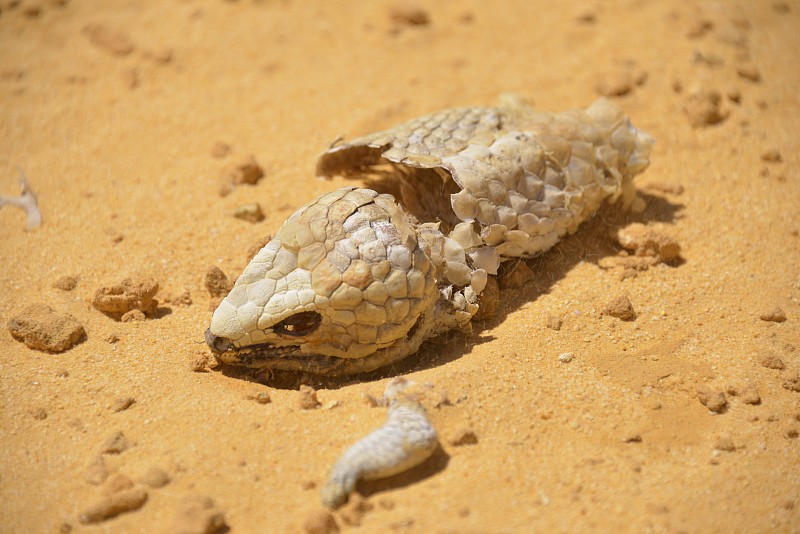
[273, 312, 322, 337]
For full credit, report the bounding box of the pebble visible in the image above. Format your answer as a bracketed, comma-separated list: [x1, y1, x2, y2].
[165, 290, 193, 307]
[137, 467, 171, 488]
[448, 427, 478, 446]
[757, 349, 785, 370]
[300, 385, 321, 410]
[546, 315, 563, 331]
[52, 275, 78, 291]
[696, 387, 727, 413]
[621, 432, 642, 443]
[218, 155, 264, 196]
[615, 223, 681, 263]
[165, 495, 226, 534]
[233, 203, 265, 223]
[303, 509, 340, 534]
[254, 391, 272, 405]
[760, 148, 782, 163]
[389, 5, 430, 26]
[558, 352, 575, 363]
[713, 436, 736, 452]
[203, 266, 233, 298]
[101, 431, 130, 454]
[121, 309, 146, 322]
[192, 354, 211, 373]
[760, 307, 787, 323]
[784, 428, 798, 439]
[736, 62, 761, 82]
[782, 373, 800, 393]
[79, 488, 148, 524]
[683, 89, 728, 127]
[603, 295, 636, 321]
[739, 383, 761, 405]
[111, 396, 136, 413]
[7, 303, 86, 352]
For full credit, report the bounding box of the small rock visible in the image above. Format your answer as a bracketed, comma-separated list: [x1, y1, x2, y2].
[137, 467, 170, 488]
[596, 71, 638, 97]
[760, 307, 787, 323]
[111, 396, 136, 413]
[757, 349, 785, 370]
[498, 260, 534, 289]
[697, 387, 727, 413]
[79, 488, 148, 524]
[448, 427, 478, 446]
[299, 385, 320, 410]
[7, 304, 86, 352]
[192, 354, 210, 373]
[558, 352, 575, 363]
[615, 223, 681, 263]
[31, 407, 47, 420]
[101, 473, 134, 496]
[389, 5, 430, 26]
[121, 309, 146, 322]
[233, 203, 265, 223]
[740, 383, 761, 405]
[603, 295, 636, 321]
[101, 431, 130, 454]
[166, 495, 226, 534]
[727, 88, 741, 104]
[683, 89, 728, 127]
[165, 290, 192, 307]
[106, 334, 120, 344]
[52, 275, 79, 291]
[338, 493, 374, 527]
[203, 266, 232, 298]
[622, 432, 642, 443]
[713, 436, 736, 452]
[760, 148, 782, 163]
[472, 275, 499, 321]
[736, 63, 761, 82]
[84, 455, 109, 486]
[219, 155, 264, 190]
[92, 277, 159, 317]
[782, 373, 800, 393]
[546, 315, 563, 331]
[785, 428, 799, 439]
[211, 141, 231, 158]
[254, 392, 272, 405]
[303, 509, 340, 534]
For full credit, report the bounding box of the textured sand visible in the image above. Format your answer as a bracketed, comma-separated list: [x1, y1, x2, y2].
[1, 1, 799, 532]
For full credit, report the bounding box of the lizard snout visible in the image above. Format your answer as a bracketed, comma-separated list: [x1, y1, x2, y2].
[205, 328, 232, 354]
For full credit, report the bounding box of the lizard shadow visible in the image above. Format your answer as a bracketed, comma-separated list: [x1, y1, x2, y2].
[233, 191, 683, 391]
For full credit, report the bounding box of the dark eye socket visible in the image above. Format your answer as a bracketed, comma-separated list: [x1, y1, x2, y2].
[273, 312, 322, 337]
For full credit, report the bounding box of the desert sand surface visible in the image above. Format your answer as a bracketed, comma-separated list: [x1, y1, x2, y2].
[2, 0, 799, 532]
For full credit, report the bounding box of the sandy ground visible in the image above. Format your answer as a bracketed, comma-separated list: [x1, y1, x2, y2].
[2, 0, 799, 532]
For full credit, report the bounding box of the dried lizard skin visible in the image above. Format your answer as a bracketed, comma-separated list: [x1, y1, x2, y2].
[320, 377, 438, 508]
[205, 97, 653, 375]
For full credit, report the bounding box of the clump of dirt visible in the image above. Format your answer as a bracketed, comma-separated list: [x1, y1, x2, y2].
[8, 303, 86, 352]
[91, 278, 159, 319]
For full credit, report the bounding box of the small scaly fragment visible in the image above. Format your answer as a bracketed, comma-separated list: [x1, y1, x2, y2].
[320, 377, 438, 508]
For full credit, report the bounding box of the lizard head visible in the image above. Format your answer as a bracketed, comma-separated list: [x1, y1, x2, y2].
[205, 187, 440, 375]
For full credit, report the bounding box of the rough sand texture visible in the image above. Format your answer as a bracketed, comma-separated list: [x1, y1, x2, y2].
[2, 1, 799, 532]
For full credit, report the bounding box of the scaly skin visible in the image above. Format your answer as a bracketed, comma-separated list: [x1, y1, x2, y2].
[205, 97, 653, 375]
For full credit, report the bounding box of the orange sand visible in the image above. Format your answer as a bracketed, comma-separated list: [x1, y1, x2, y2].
[1, 1, 799, 532]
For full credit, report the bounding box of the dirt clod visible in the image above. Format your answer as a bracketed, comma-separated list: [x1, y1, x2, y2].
[736, 62, 761, 82]
[82, 24, 134, 56]
[389, 5, 430, 26]
[92, 278, 159, 318]
[111, 396, 136, 413]
[757, 349, 785, 370]
[740, 383, 761, 405]
[760, 148, 782, 163]
[714, 436, 736, 452]
[697, 387, 727, 413]
[615, 223, 681, 264]
[760, 307, 786, 323]
[52, 275, 79, 291]
[211, 142, 231, 158]
[448, 427, 479, 446]
[546, 315, 563, 331]
[166, 495, 226, 534]
[782, 373, 800, 393]
[101, 431, 130, 454]
[137, 467, 170, 488]
[233, 203, 265, 223]
[8, 304, 86, 352]
[203, 266, 233, 298]
[121, 309, 146, 322]
[683, 89, 728, 127]
[299, 385, 320, 410]
[303, 509, 340, 534]
[603, 295, 636, 321]
[79, 488, 148, 524]
[218, 155, 264, 195]
[84, 455, 109, 486]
